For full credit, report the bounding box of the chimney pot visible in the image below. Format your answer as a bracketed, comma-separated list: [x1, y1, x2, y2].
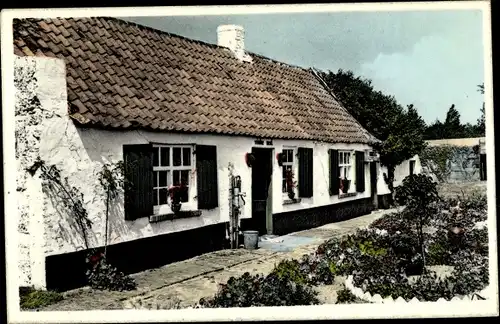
[217, 25, 250, 62]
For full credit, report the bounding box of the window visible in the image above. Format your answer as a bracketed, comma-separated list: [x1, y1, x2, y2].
[123, 144, 219, 221]
[152, 145, 192, 206]
[281, 148, 295, 193]
[339, 151, 353, 180]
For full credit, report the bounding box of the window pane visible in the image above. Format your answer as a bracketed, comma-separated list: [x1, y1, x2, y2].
[282, 167, 287, 178]
[182, 148, 191, 166]
[154, 189, 158, 206]
[154, 171, 159, 187]
[281, 151, 288, 163]
[339, 152, 343, 165]
[158, 171, 168, 187]
[159, 188, 169, 205]
[180, 170, 190, 186]
[153, 148, 159, 167]
[173, 147, 182, 166]
[180, 187, 188, 203]
[347, 153, 350, 165]
[160, 147, 170, 166]
[282, 179, 286, 193]
[287, 150, 293, 162]
[173, 170, 180, 185]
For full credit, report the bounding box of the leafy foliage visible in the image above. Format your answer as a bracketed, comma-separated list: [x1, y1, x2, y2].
[420, 145, 480, 183]
[336, 288, 359, 304]
[395, 174, 440, 209]
[318, 69, 427, 196]
[198, 272, 319, 308]
[424, 97, 485, 140]
[20, 287, 63, 310]
[270, 259, 306, 284]
[86, 250, 137, 291]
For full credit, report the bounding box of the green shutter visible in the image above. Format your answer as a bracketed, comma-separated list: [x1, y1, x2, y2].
[329, 149, 339, 195]
[355, 151, 365, 193]
[298, 147, 313, 198]
[196, 145, 219, 209]
[123, 144, 154, 220]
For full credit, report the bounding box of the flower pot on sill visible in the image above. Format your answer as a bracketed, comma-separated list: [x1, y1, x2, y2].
[340, 179, 351, 193]
[171, 203, 182, 213]
[287, 191, 296, 200]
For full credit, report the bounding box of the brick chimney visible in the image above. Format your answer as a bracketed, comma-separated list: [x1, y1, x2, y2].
[217, 25, 251, 62]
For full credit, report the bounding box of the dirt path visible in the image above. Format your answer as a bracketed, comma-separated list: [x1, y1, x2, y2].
[38, 208, 398, 311]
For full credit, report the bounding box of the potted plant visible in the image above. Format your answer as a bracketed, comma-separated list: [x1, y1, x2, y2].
[168, 184, 185, 213]
[339, 177, 351, 194]
[285, 169, 297, 200]
[276, 153, 284, 166]
[245, 153, 255, 167]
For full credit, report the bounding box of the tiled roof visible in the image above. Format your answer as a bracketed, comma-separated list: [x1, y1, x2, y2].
[13, 17, 379, 144]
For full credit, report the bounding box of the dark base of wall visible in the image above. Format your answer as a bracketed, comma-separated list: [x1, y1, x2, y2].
[377, 194, 393, 210]
[272, 198, 375, 236]
[45, 222, 228, 292]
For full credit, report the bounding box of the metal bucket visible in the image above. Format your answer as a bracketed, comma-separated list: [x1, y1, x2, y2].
[243, 230, 259, 250]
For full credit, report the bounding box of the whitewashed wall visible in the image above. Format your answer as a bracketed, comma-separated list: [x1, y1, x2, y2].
[377, 154, 422, 194]
[15, 56, 374, 288]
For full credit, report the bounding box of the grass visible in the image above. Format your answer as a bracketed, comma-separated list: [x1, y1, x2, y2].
[20, 286, 64, 310]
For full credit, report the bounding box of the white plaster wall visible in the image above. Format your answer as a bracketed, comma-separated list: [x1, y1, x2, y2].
[393, 154, 422, 187]
[377, 155, 422, 195]
[16, 56, 378, 285]
[270, 141, 372, 214]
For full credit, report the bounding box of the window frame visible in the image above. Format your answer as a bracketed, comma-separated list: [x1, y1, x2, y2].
[281, 147, 298, 199]
[338, 150, 355, 193]
[152, 144, 196, 215]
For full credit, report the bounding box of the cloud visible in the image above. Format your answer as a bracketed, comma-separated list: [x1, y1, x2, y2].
[359, 27, 484, 124]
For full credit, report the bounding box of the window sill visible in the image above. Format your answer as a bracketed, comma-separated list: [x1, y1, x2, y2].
[283, 198, 302, 205]
[149, 210, 202, 223]
[339, 192, 357, 199]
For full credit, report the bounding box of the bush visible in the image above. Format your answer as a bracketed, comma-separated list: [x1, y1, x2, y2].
[336, 288, 359, 304]
[86, 252, 137, 291]
[20, 287, 63, 310]
[270, 259, 306, 284]
[395, 174, 440, 209]
[199, 272, 319, 308]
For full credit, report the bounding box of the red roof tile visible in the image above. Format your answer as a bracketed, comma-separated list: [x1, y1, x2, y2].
[13, 17, 378, 144]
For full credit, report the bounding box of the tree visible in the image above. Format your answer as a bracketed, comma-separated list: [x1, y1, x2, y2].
[424, 119, 446, 140]
[443, 104, 464, 139]
[319, 69, 427, 197]
[476, 83, 485, 136]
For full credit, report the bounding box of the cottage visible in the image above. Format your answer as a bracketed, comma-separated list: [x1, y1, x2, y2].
[13, 17, 412, 291]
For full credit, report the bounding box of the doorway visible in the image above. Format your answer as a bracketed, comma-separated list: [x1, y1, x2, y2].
[370, 161, 378, 209]
[251, 147, 273, 235]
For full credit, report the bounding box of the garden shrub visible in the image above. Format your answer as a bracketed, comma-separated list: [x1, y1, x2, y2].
[19, 287, 63, 310]
[198, 272, 319, 308]
[86, 251, 137, 291]
[336, 288, 359, 304]
[270, 259, 306, 284]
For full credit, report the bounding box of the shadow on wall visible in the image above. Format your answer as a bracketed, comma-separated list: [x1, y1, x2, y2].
[43, 179, 97, 252]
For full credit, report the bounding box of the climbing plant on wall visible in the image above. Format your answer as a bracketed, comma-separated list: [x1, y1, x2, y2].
[420, 145, 479, 183]
[97, 161, 125, 257]
[34, 158, 93, 249]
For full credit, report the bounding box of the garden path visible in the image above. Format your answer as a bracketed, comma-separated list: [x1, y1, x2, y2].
[38, 207, 399, 311]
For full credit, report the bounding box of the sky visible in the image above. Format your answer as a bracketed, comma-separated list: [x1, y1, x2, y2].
[124, 9, 485, 125]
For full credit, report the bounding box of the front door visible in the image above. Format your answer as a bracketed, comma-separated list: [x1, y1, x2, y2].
[251, 147, 273, 235]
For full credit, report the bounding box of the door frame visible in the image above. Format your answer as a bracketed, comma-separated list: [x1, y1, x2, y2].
[251, 147, 274, 235]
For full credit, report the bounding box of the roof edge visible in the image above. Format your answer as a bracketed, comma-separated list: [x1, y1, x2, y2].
[308, 67, 382, 144]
